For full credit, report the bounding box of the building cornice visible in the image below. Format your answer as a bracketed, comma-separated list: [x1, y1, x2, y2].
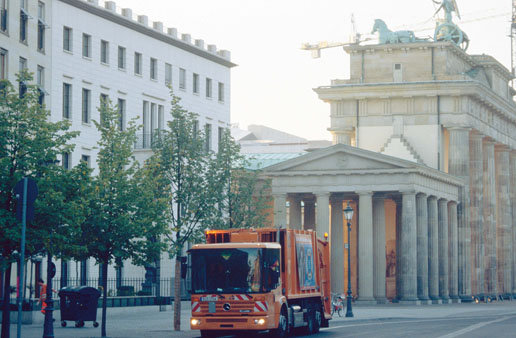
[59, 0, 237, 68]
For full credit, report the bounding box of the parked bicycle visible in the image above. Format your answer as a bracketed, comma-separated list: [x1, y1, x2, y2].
[331, 293, 345, 317]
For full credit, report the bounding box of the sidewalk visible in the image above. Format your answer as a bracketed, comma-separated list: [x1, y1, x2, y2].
[9, 300, 516, 338]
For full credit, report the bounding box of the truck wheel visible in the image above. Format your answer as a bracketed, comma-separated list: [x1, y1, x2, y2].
[305, 308, 321, 334]
[271, 308, 288, 338]
[200, 330, 218, 338]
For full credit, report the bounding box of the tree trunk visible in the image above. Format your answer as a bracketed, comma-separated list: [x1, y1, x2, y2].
[101, 260, 109, 337]
[173, 257, 182, 331]
[1, 263, 12, 338]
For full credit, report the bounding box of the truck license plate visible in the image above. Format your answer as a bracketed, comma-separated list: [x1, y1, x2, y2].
[201, 296, 218, 302]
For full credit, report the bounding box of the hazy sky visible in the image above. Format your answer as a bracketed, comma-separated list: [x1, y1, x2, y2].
[116, 0, 511, 141]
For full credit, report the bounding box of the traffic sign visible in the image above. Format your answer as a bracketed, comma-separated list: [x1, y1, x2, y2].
[14, 177, 38, 221]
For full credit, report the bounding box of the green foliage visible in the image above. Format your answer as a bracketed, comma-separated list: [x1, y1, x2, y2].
[0, 71, 79, 267]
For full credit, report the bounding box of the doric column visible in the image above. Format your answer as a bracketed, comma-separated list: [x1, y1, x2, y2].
[315, 192, 330, 240]
[399, 191, 418, 302]
[438, 198, 450, 301]
[416, 193, 429, 302]
[330, 198, 344, 295]
[448, 201, 459, 300]
[469, 131, 484, 297]
[273, 193, 287, 228]
[511, 151, 516, 296]
[288, 196, 302, 230]
[495, 146, 512, 296]
[357, 192, 375, 303]
[304, 200, 316, 231]
[373, 195, 387, 303]
[427, 196, 440, 302]
[483, 139, 497, 296]
[447, 127, 471, 300]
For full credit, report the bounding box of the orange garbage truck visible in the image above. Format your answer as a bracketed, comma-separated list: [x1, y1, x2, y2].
[188, 228, 331, 338]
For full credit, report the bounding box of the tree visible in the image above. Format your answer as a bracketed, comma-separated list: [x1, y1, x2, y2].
[0, 72, 78, 338]
[80, 99, 167, 337]
[149, 91, 220, 331]
[211, 129, 271, 229]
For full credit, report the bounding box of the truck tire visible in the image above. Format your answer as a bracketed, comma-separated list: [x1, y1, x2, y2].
[271, 307, 288, 338]
[200, 330, 219, 338]
[305, 308, 321, 334]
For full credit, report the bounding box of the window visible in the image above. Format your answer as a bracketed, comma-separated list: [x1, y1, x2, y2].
[205, 123, 212, 152]
[37, 66, 44, 104]
[193, 73, 199, 94]
[158, 105, 164, 130]
[62, 83, 72, 119]
[62, 152, 71, 170]
[60, 261, 69, 289]
[218, 82, 225, 102]
[165, 63, 172, 85]
[206, 78, 212, 98]
[80, 260, 87, 285]
[134, 52, 142, 75]
[100, 93, 109, 126]
[19, 0, 27, 43]
[0, 0, 7, 33]
[179, 68, 186, 89]
[18, 57, 26, 97]
[117, 98, 125, 131]
[100, 40, 109, 64]
[82, 88, 90, 123]
[150, 58, 157, 80]
[0, 48, 7, 80]
[81, 154, 91, 167]
[63, 27, 72, 52]
[193, 120, 199, 138]
[37, 2, 45, 51]
[218, 126, 225, 146]
[82, 34, 91, 58]
[118, 46, 126, 70]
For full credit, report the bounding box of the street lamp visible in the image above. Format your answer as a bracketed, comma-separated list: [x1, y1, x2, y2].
[343, 202, 354, 318]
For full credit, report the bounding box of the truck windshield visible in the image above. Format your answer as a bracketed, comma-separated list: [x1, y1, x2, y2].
[190, 248, 280, 294]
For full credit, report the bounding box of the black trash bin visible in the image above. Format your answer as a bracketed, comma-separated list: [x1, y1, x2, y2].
[58, 286, 100, 328]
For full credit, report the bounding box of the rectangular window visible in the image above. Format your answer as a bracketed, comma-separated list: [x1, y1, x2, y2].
[158, 105, 164, 130]
[218, 126, 224, 145]
[62, 152, 71, 170]
[165, 63, 172, 85]
[81, 154, 91, 168]
[0, 0, 7, 33]
[150, 58, 157, 80]
[82, 34, 91, 58]
[100, 93, 109, 126]
[37, 2, 45, 51]
[142, 100, 149, 147]
[134, 52, 142, 75]
[82, 88, 90, 124]
[19, 0, 27, 42]
[179, 68, 186, 89]
[100, 40, 109, 64]
[206, 78, 212, 98]
[205, 124, 212, 152]
[62, 83, 72, 119]
[118, 46, 126, 70]
[193, 120, 199, 138]
[193, 73, 199, 94]
[117, 98, 125, 131]
[63, 26, 72, 52]
[37, 65, 44, 104]
[80, 260, 87, 285]
[18, 57, 26, 97]
[218, 82, 225, 102]
[0, 48, 7, 80]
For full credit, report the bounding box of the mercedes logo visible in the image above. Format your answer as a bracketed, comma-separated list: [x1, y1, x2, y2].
[223, 303, 231, 311]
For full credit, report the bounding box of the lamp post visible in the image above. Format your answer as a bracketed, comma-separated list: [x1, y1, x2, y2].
[343, 202, 354, 318]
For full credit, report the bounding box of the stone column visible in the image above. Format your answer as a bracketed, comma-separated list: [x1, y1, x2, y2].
[416, 193, 429, 302]
[469, 132, 484, 297]
[304, 200, 316, 231]
[399, 191, 418, 303]
[316, 192, 330, 240]
[511, 151, 516, 296]
[427, 196, 440, 302]
[395, 198, 402, 300]
[447, 127, 471, 300]
[373, 196, 387, 303]
[330, 199, 344, 295]
[357, 192, 375, 303]
[289, 196, 302, 230]
[495, 146, 512, 296]
[448, 201, 459, 301]
[483, 139, 497, 296]
[273, 193, 287, 228]
[438, 198, 450, 302]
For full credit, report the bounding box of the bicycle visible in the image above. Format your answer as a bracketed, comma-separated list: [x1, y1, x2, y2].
[331, 293, 345, 317]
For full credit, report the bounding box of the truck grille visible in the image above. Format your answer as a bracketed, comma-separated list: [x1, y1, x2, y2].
[200, 301, 255, 314]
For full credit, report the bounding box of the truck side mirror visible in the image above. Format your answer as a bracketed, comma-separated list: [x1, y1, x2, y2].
[180, 256, 187, 279]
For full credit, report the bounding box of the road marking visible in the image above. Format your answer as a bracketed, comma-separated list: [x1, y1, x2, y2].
[436, 316, 514, 338]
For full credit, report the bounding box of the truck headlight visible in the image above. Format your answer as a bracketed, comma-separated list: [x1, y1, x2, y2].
[191, 319, 201, 326]
[254, 318, 266, 325]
